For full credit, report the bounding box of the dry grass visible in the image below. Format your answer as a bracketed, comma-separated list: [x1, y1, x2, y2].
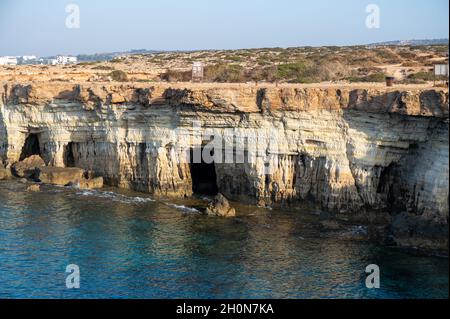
[2, 44, 448, 84]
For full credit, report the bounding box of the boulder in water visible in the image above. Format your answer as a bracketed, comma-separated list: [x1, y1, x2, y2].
[36, 167, 85, 186]
[0, 167, 12, 180]
[206, 194, 236, 218]
[12, 155, 45, 179]
[36, 166, 104, 190]
[78, 176, 104, 189]
[27, 184, 41, 192]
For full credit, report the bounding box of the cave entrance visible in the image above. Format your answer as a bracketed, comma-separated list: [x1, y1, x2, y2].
[189, 148, 218, 196]
[63, 142, 76, 167]
[19, 133, 41, 161]
[377, 163, 404, 211]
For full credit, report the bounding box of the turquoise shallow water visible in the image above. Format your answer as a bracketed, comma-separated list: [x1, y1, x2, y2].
[0, 180, 448, 299]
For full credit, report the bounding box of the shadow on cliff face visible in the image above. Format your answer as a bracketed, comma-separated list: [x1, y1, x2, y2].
[346, 90, 447, 117]
[63, 142, 76, 167]
[343, 109, 448, 216]
[376, 162, 405, 211]
[19, 133, 41, 161]
[189, 147, 219, 196]
[342, 108, 449, 251]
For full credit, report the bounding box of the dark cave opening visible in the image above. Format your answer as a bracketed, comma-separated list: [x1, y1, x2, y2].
[19, 133, 41, 161]
[189, 148, 219, 196]
[63, 142, 76, 167]
[377, 163, 405, 211]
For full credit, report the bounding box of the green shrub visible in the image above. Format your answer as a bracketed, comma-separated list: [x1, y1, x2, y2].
[276, 62, 307, 80]
[345, 73, 386, 83]
[204, 64, 245, 82]
[109, 70, 128, 82]
[364, 73, 386, 82]
[408, 71, 434, 81]
[160, 69, 191, 82]
[374, 49, 402, 64]
[77, 61, 97, 66]
[276, 60, 351, 83]
[225, 56, 243, 62]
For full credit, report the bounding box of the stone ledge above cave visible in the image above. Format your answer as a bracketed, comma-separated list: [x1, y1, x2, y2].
[1, 82, 448, 118]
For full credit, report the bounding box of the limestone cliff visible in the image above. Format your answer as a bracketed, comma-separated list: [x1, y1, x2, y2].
[1, 82, 448, 250]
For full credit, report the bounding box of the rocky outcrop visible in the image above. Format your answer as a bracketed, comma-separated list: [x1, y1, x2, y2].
[0, 82, 448, 250]
[35, 166, 104, 189]
[27, 184, 41, 192]
[0, 167, 11, 180]
[2, 82, 447, 116]
[37, 167, 85, 186]
[391, 212, 448, 251]
[12, 155, 45, 178]
[78, 176, 104, 189]
[206, 194, 236, 217]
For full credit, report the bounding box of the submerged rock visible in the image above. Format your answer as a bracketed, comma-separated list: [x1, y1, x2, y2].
[12, 155, 45, 179]
[319, 220, 342, 231]
[391, 212, 449, 251]
[27, 184, 41, 192]
[206, 194, 236, 217]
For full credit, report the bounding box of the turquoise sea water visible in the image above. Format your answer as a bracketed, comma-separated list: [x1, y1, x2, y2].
[0, 180, 448, 299]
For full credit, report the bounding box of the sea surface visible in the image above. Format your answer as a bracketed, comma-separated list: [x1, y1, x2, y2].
[0, 180, 448, 299]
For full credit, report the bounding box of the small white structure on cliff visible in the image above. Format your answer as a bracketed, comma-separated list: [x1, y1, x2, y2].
[0, 56, 18, 66]
[192, 62, 204, 82]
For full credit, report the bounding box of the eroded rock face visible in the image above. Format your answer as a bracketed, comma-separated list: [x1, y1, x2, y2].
[12, 155, 45, 178]
[0, 82, 448, 249]
[206, 194, 236, 217]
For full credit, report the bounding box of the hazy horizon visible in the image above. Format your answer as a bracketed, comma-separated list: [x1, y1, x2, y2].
[0, 0, 449, 56]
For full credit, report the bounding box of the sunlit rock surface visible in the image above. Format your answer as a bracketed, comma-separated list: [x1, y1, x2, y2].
[1, 82, 448, 249]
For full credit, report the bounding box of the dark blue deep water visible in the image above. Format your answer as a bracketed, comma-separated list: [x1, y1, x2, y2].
[0, 181, 448, 299]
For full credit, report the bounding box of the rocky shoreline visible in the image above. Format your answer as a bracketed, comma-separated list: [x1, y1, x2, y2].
[1, 82, 448, 252]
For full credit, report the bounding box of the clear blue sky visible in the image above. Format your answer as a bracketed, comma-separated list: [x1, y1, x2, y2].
[0, 0, 448, 56]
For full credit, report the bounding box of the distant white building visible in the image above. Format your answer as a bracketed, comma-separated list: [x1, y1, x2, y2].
[47, 59, 58, 65]
[56, 55, 78, 65]
[21, 55, 37, 61]
[0, 56, 18, 66]
[17, 56, 38, 65]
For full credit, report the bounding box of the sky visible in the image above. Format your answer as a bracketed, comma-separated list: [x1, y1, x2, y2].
[0, 0, 448, 56]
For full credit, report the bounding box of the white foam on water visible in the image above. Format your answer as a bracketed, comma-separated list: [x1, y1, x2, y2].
[72, 188, 201, 213]
[75, 189, 155, 204]
[165, 203, 201, 214]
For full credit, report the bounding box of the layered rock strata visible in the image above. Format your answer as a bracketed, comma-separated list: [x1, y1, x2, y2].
[1, 82, 448, 249]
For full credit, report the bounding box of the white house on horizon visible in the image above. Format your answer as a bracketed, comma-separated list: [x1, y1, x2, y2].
[21, 55, 37, 61]
[0, 56, 18, 66]
[17, 56, 38, 65]
[56, 55, 78, 65]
